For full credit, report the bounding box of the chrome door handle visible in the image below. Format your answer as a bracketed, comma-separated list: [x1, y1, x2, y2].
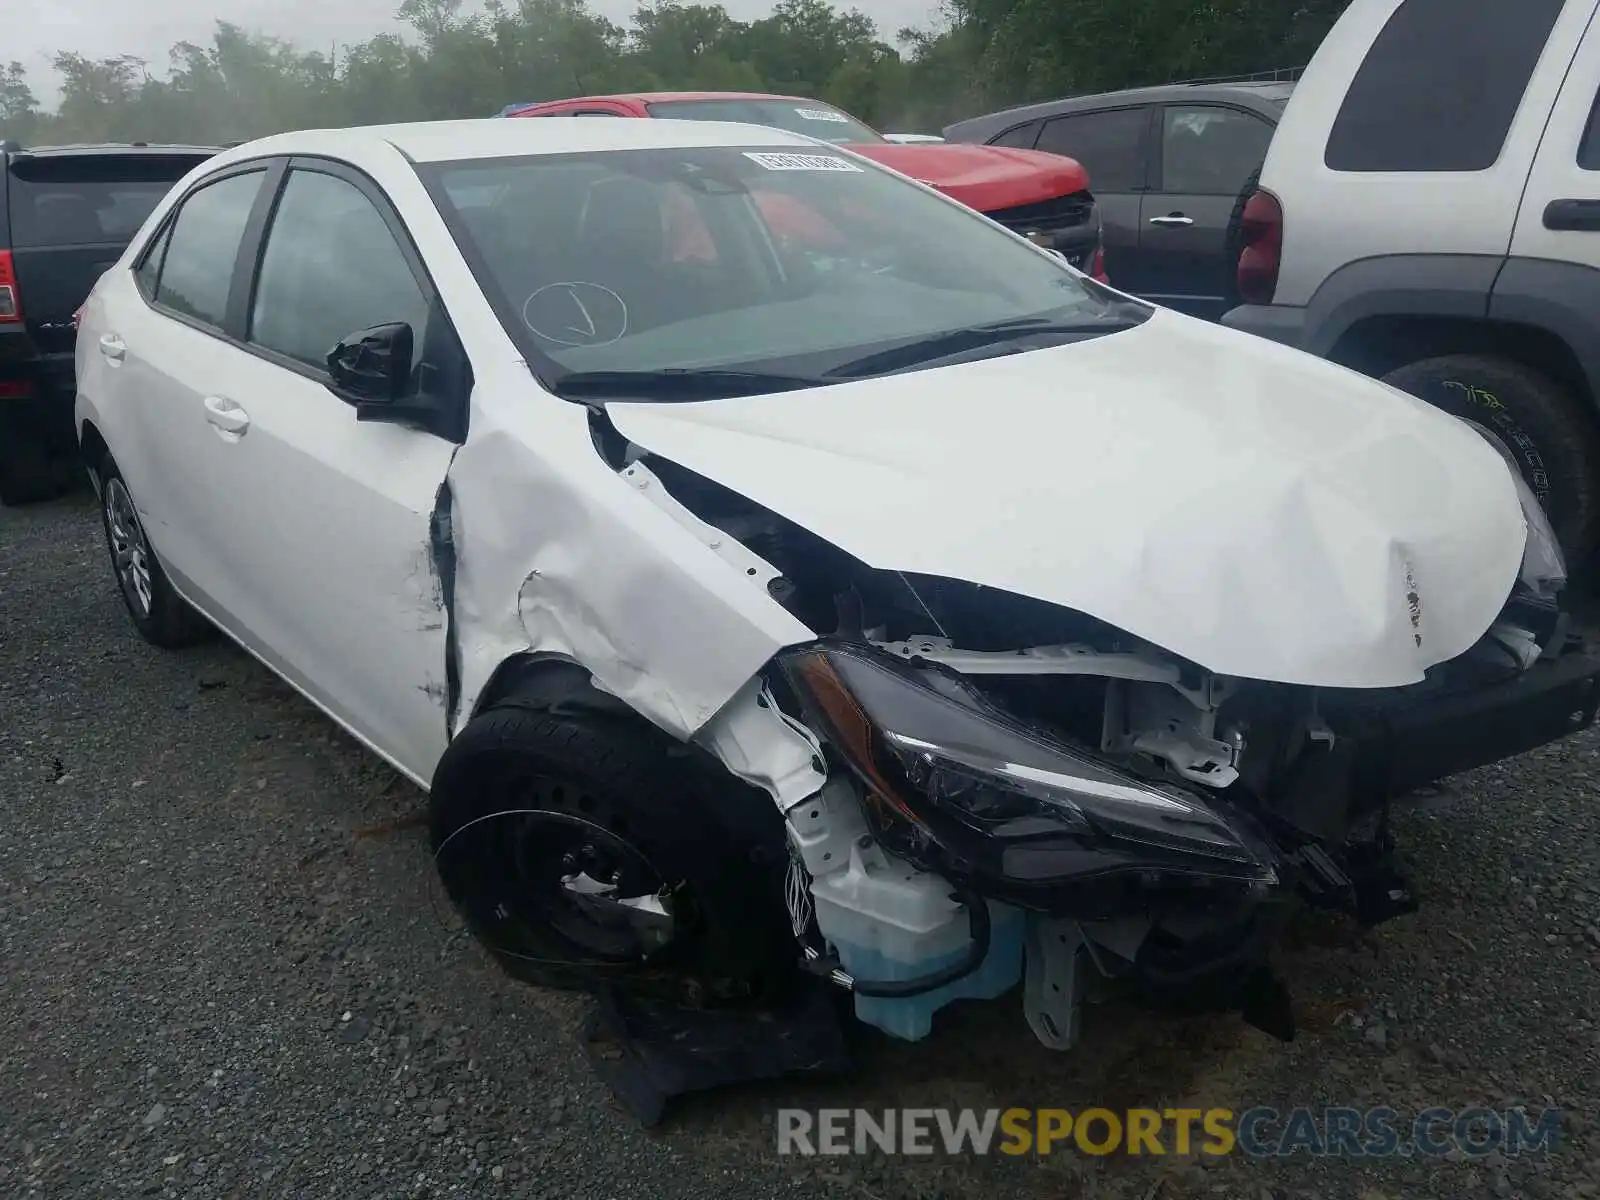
[202, 395, 250, 437]
[1148, 215, 1194, 227]
[98, 334, 126, 360]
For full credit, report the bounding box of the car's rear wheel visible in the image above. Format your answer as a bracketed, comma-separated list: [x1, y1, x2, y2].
[96, 457, 212, 647]
[1379, 354, 1600, 562]
[429, 701, 797, 1008]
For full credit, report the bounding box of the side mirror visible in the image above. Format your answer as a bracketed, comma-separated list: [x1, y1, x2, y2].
[327, 322, 413, 406]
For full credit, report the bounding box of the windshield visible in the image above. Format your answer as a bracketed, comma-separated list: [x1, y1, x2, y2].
[644, 98, 885, 145]
[421, 146, 1138, 395]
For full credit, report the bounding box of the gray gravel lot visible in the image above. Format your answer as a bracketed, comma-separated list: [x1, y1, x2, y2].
[5, 488, 1600, 1200]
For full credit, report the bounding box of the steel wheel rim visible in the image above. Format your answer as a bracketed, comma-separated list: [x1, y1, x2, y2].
[105, 478, 154, 618]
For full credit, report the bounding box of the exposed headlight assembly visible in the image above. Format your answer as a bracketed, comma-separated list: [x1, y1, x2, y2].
[781, 644, 1277, 888]
[1459, 417, 1567, 599]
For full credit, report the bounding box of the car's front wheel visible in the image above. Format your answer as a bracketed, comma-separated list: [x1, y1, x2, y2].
[96, 457, 212, 647]
[429, 699, 797, 1008]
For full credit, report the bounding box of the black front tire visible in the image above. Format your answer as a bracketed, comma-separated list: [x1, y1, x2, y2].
[95, 456, 213, 647]
[429, 701, 797, 1007]
[1379, 354, 1600, 562]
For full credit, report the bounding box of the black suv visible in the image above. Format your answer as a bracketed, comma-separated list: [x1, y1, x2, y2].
[1, 141, 219, 505]
[943, 79, 1292, 321]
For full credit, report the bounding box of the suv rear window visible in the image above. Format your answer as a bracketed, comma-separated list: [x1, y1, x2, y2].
[1324, 0, 1564, 173]
[6, 154, 210, 249]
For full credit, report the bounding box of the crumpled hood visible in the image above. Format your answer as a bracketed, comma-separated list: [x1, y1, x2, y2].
[845, 141, 1089, 213]
[605, 309, 1529, 690]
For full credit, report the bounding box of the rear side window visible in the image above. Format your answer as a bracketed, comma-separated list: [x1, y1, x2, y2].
[990, 121, 1043, 149]
[153, 170, 266, 329]
[1325, 0, 1565, 173]
[134, 222, 172, 297]
[7, 155, 209, 248]
[1034, 108, 1148, 192]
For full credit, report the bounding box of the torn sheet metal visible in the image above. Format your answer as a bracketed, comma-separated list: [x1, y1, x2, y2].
[605, 307, 1528, 691]
[443, 396, 815, 743]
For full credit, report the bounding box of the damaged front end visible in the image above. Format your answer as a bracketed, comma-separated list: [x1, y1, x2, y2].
[673, 438, 1600, 1052]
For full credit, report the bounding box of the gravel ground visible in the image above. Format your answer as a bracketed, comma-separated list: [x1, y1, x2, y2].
[5, 488, 1600, 1200]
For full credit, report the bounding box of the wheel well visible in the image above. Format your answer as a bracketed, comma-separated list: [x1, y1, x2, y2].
[78, 420, 110, 488]
[471, 654, 636, 724]
[1326, 316, 1594, 411]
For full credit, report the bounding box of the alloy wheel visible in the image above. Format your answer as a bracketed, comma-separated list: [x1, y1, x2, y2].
[105, 477, 154, 618]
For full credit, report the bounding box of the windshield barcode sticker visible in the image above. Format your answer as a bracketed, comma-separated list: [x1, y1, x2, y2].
[794, 107, 849, 123]
[743, 152, 862, 173]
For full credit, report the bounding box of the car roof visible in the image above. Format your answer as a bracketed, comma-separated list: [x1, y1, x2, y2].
[523, 91, 817, 107]
[6, 142, 223, 158]
[943, 80, 1293, 139]
[209, 117, 825, 168]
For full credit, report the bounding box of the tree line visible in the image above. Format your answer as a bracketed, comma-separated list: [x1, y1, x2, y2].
[0, 0, 1350, 146]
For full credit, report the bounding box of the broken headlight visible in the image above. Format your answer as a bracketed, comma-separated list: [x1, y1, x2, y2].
[781, 644, 1276, 886]
[1459, 417, 1567, 600]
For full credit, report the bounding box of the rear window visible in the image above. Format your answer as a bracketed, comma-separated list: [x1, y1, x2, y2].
[7, 154, 210, 249]
[644, 99, 885, 145]
[1324, 0, 1564, 173]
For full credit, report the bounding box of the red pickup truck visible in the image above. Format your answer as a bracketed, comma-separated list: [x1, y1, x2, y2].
[503, 92, 1107, 281]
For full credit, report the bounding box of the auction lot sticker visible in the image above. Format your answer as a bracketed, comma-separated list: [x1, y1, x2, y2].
[794, 108, 850, 122]
[744, 152, 863, 172]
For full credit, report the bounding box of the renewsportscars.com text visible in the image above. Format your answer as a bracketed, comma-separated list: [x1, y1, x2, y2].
[776, 1106, 1564, 1159]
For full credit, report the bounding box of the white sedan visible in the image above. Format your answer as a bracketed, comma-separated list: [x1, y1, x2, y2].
[74, 116, 1599, 1064]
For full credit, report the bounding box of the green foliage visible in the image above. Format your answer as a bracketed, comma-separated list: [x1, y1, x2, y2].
[11, 0, 1350, 144]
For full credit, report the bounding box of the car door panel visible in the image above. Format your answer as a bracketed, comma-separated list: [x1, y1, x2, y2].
[1140, 104, 1277, 319]
[1511, 14, 1600, 268]
[1032, 106, 1152, 292]
[186, 344, 458, 776]
[114, 165, 275, 607]
[203, 160, 461, 780]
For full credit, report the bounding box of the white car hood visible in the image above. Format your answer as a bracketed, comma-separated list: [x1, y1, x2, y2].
[606, 309, 1528, 690]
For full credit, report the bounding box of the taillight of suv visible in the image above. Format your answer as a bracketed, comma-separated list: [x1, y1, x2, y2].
[0, 251, 21, 323]
[1236, 189, 1283, 306]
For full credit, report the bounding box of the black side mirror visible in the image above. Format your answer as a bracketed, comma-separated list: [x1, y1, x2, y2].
[327, 322, 413, 405]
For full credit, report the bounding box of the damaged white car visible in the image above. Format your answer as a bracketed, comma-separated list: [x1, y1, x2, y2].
[76, 117, 1600, 1085]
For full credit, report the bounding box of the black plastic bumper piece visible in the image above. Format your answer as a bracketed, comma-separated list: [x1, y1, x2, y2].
[579, 977, 851, 1127]
[1363, 642, 1600, 801]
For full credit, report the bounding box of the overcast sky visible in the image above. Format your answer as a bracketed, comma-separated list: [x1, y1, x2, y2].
[16, 0, 943, 107]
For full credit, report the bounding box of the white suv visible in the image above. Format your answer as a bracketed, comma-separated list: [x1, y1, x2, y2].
[1223, 0, 1600, 560]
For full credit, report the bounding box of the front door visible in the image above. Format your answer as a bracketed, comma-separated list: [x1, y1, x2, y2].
[191, 161, 463, 780]
[1032, 106, 1152, 292]
[1138, 104, 1276, 320]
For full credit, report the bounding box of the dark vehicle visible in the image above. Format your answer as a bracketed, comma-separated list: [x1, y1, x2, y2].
[944, 79, 1292, 320]
[0, 141, 219, 504]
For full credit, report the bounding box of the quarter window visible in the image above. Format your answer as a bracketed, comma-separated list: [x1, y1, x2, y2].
[1160, 106, 1274, 195]
[153, 170, 266, 328]
[1324, 0, 1564, 173]
[1034, 108, 1148, 192]
[248, 168, 430, 375]
[134, 221, 173, 298]
[990, 121, 1043, 150]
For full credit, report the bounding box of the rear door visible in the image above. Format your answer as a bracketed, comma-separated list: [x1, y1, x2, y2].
[6, 152, 212, 380]
[1509, 4, 1600, 270]
[1139, 103, 1276, 319]
[1030, 106, 1152, 289]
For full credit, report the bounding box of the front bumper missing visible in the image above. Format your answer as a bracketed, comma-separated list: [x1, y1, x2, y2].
[1273, 639, 1600, 843]
[1361, 640, 1600, 800]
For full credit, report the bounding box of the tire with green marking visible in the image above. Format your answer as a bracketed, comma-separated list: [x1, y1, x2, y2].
[1380, 354, 1600, 563]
